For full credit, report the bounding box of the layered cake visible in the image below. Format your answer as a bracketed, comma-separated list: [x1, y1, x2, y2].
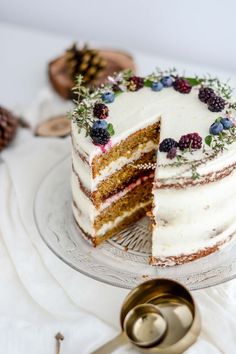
[70, 69, 236, 266]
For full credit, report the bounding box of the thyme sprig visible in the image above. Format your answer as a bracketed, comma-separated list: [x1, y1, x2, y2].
[69, 75, 116, 136]
[107, 69, 133, 93]
[68, 75, 97, 135]
[201, 75, 233, 100]
[160, 152, 203, 179]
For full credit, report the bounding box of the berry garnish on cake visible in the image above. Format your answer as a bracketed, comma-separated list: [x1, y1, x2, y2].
[198, 87, 215, 103]
[92, 120, 108, 130]
[167, 147, 177, 159]
[209, 121, 224, 135]
[221, 118, 233, 129]
[93, 103, 109, 119]
[151, 81, 163, 92]
[90, 126, 110, 145]
[102, 92, 115, 103]
[209, 117, 233, 135]
[127, 76, 144, 91]
[161, 76, 173, 87]
[159, 133, 202, 160]
[207, 96, 226, 112]
[159, 138, 178, 152]
[173, 77, 192, 94]
[179, 133, 202, 151]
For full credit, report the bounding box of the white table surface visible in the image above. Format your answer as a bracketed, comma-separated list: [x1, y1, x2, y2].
[1, 21, 236, 331]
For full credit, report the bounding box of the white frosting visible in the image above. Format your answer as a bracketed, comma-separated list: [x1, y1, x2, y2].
[152, 167, 236, 259]
[72, 172, 97, 220]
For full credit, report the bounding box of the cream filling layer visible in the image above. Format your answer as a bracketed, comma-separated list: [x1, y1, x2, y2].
[72, 170, 154, 218]
[72, 140, 157, 192]
[152, 167, 236, 259]
[73, 200, 151, 237]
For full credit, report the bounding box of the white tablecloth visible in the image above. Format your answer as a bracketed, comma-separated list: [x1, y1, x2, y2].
[0, 23, 236, 354]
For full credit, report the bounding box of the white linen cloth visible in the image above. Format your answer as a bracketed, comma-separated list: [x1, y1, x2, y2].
[0, 88, 236, 354]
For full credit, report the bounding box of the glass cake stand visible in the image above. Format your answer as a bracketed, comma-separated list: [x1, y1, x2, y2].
[34, 156, 236, 290]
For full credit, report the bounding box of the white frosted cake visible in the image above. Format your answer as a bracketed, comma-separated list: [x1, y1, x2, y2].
[70, 69, 236, 266]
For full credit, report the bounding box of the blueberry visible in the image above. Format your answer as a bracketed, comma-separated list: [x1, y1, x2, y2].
[209, 122, 224, 135]
[151, 81, 163, 92]
[102, 92, 115, 104]
[92, 120, 108, 130]
[220, 118, 233, 130]
[161, 76, 173, 87]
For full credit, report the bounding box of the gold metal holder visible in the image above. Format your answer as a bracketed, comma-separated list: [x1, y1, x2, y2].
[92, 278, 201, 354]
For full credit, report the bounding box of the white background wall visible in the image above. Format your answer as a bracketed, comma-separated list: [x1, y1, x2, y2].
[1, 0, 236, 71]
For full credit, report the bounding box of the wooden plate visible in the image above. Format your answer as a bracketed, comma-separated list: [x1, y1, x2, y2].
[35, 115, 70, 137]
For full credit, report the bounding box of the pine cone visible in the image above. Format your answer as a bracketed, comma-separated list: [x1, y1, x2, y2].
[65, 43, 106, 84]
[0, 106, 18, 151]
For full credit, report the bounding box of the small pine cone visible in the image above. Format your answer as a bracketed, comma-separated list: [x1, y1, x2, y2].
[65, 43, 106, 84]
[198, 87, 215, 103]
[127, 76, 144, 91]
[207, 95, 226, 112]
[173, 77, 192, 94]
[0, 106, 18, 151]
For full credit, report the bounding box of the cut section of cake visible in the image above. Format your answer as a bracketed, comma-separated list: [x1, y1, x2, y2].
[70, 69, 236, 265]
[71, 117, 159, 244]
[71, 81, 161, 244]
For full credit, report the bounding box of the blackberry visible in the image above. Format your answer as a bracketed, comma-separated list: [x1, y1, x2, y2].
[207, 96, 226, 112]
[173, 77, 192, 94]
[167, 147, 177, 159]
[90, 127, 110, 145]
[93, 103, 109, 119]
[179, 133, 202, 150]
[127, 76, 144, 91]
[159, 138, 178, 152]
[198, 87, 215, 103]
